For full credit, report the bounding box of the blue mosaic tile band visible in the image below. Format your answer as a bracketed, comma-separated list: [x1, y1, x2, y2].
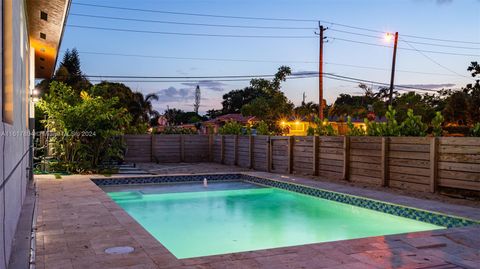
[92, 174, 243, 186]
[241, 174, 479, 228]
[92, 173, 479, 228]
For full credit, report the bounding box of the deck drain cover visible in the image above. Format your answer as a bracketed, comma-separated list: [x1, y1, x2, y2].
[104, 246, 134, 254]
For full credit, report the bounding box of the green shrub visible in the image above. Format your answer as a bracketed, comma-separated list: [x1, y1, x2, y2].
[431, 112, 444, 137]
[471, 123, 480, 137]
[364, 106, 401, 136]
[37, 82, 131, 173]
[255, 121, 271, 135]
[312, 117, 337, 136]
[346, 116, 365, 136]
[156, 126, 197, 134]
[400, 109, 428, 136]
[219, 121, 243, 135]
[306, 126, 315, 136]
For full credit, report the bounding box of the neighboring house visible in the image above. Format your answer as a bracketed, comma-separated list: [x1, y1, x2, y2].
[281, 116, 386, 136]
[201, 114, 256, 134]
[280, 116, 315, 136]
[1, 0, 70, 267]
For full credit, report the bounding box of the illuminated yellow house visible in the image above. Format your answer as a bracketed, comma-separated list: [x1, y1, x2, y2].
[279, 118, 315, 136]
[279, 117, 369, 136]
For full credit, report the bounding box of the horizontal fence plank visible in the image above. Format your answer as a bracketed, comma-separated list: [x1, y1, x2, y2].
[388, 137, 431, 144]
[439, 137, 480, 146]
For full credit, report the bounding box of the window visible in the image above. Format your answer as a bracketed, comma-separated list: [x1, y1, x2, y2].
[2, 0, 13, 124]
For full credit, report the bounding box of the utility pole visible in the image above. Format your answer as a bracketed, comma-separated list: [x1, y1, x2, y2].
[302, 92, 306, 104]
[388, 32, 399, 106]
[316, 22, 327, 120]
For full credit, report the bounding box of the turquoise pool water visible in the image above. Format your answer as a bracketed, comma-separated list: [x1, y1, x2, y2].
[107, 182, 444, 259]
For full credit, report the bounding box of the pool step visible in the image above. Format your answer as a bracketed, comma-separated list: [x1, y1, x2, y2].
[111, 163, 151, 175]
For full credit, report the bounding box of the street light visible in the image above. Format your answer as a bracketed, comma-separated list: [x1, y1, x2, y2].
[384, 32, 394, 42]
[385, 32, 399, 105]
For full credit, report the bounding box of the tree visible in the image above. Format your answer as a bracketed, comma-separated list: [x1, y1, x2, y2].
[294, 101, 318, 121]
[37, 82, 131, 172]
[221, 87, 263, 114]
[240, 66, 294, 131]
[221, 66, 292, 115]
[194, 85, 201, 114]
[329, 84, 386, 120]
[393, 92, 437, 123]
[89, 81, 160, 130]
[53, 48, 91, 93]
[467, 61, 480, 77]
[163, 108, 205, 125]
[129, 92, 159, 125]
[205, 109, 223, 119]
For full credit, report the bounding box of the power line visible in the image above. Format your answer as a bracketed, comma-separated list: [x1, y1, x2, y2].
[72, 2, 480, 45]
[67, 25, 480, 57]
[324, 75, 440, 93]
[400, 38, 469, 78]
[69, 13, 316, 30]
[75, 51, 317, 63]
[72, 2, 317, 22]
[83, 74, 279, 79]
[324, 62, 459, 77]
[70, 13, 480, 51]
[325, 73, 439, 92]
[71, 51, 465, 77]
[78, 72, 447, 93]
[68, 24, 315, 38]
[329, 37, 480, 57]
[329, 28, 480, 50]
[87, 76, 316, 83]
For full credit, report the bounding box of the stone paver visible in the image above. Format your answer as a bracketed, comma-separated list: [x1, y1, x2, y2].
[35, 164, 480, 269]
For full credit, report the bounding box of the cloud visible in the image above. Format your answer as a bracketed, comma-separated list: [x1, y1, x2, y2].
[398, 83, 455, 89]
[292, 71, 317, 76]
[155, 86, 195, 103]
[181, 80, 226, 92]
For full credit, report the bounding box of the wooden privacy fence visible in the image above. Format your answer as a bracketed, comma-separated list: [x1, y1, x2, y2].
[123, 135, 480, 195]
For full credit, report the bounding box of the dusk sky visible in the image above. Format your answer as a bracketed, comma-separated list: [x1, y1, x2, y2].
[60, 0, 480, 114]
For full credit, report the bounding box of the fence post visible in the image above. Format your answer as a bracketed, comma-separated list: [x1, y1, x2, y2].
[266, 136, 271, 172]
[234, 135, 239, 166]
[249, 135, 254, 169]
[150, 134, 155, 162]
[288, 136, 294, 174]
[381, 137, 389, 187]
[429, 137, 438, 193]
[180, 135, 185, 162]
[313, 136, 319, 176]
[342, 136, 350, 181]
[220, 135, 225, 164]
[208, 135, 213, 162]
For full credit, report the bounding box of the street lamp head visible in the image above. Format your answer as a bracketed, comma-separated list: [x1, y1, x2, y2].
[384, 32, 394, 42]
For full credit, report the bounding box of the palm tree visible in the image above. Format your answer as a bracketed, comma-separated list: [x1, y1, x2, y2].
[130, 92, 159, 125]
[294, 101, 319, 121]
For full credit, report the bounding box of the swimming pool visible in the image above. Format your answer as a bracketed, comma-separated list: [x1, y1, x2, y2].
[94, 174, 477, 259]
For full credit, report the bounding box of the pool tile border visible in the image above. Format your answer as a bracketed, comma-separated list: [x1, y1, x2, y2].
[91, 173, 479, 229]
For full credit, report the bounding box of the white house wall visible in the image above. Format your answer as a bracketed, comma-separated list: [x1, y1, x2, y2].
[0, 0, 31, 267]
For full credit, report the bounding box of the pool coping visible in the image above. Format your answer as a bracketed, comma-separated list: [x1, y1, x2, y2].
[34, 172, 480, 269]
[91, 172, 480, 229]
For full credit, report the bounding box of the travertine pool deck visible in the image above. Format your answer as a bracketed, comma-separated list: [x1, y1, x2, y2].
[35, 164, 480, 269]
